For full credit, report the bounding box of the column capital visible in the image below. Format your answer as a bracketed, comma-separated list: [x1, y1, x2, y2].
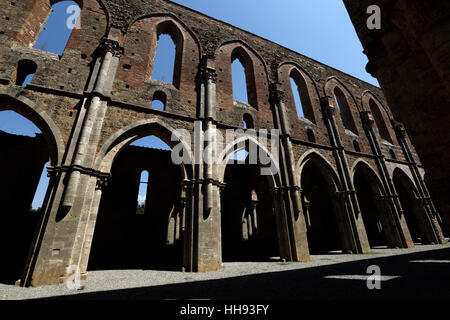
[198, 66, 218, 84]
[181, 179, 193, 191]
[205, 67, 218, 83]
[96, 174, 110, 190]
[218, 182, 227, 195]
[98, 37, 124, 58]
[199, 54, 217, 83]
[393, 121, 407, 138]
[320, 96, 337, 118]
[273, 187, 282, 196]
[303, 197, 311, 208]
[269, 83, 285, 104]
[334, 190, 347, 200]
[250, 200, 260, 207]
[360, 110, 375, 127]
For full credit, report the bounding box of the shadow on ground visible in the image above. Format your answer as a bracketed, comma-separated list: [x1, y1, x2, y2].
[38, 247, 450, 300]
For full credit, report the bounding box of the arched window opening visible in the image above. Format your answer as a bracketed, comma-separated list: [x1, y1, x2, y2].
[306, 129, 316, 143]
[290, 76, 304, 118]
[334, 87, 357, 134]
[232, 58, 249, 104]
[151, 91, 167, 111]
[152, 34, 176, 85]
[353, 140, 361, 152]
[243, 114, 254, 129]
[34, 1, 81, 56]
[136, 170, 149, 215]
[16, 60, 37, 87]
[151, 100, 165, 111]
[369, 99, 392, 143]
[289, 69, 315, 123]
[151, 21, 183, 88]
[231, 47, 257, 108]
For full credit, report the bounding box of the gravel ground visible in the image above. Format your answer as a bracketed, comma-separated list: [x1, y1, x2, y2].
[1, 242, 449, 300]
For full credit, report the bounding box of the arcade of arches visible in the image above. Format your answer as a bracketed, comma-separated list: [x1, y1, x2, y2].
[0, 94, 446, 287]
[0, 0, 447, 287]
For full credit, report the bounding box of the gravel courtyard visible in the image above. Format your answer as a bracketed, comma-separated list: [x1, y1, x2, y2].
[1, 243, 450, 300]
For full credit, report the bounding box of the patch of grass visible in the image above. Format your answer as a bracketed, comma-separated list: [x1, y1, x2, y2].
[362, 251, 382, 255]
[320, 258, 332, 261]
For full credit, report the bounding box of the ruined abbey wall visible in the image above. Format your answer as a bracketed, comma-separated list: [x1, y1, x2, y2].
[0, 0, 445, 287]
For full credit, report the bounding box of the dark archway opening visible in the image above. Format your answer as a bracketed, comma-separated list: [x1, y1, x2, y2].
[88, 136, 185, 271]
[354, 167, 389, 248]
[301, 160, 343, 254]
[0, 110, 50, 284]
[221, 160, 279, 262]
[393, 172, 423, 244]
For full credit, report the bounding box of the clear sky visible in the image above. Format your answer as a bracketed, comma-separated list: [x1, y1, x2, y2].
[170, 0, 378, 86]
[0, 0, 377, 209]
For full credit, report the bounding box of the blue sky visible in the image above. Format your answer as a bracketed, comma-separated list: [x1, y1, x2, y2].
[0, 1, 376, 209]
[171, 0, 378, 86]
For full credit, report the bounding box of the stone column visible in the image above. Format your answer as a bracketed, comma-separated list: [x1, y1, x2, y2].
[190, 56, 222, 272]
[360, 111, 414, 248]
[62, 39, 122, 209]
[272, 188, 294, 259]
[269, 83, 310, 261]
[25, 37, 123, 286]
[78, 174, 110, 277]
[182, 179, 194, 272]
[394, 122, 446, 244]
[321, 96, 370, 253]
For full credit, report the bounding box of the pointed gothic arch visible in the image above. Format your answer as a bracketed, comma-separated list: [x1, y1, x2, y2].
[325, 77, 359, 134]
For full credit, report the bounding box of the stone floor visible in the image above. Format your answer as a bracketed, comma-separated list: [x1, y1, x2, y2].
[1, 242, 450, 300]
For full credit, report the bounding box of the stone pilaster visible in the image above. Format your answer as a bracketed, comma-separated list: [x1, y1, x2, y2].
[321, 96, 370, 253]
[360, 111, 414, 248]
[269, 83, 310, 261]
[191, 56, 222, 272]
[25, 37, 124, 286]
[394, 122, 445, 244]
